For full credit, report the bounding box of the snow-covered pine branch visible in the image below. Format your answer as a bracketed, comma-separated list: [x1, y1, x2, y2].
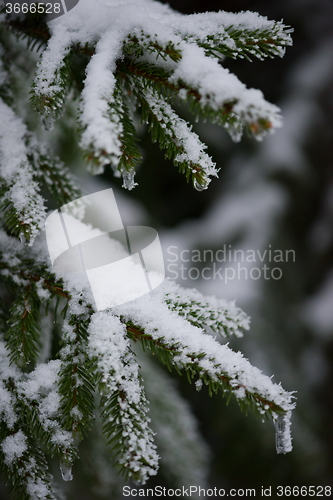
[88, 312, 159, 484]
[0, 1, 295, 497]
[0, 343, 72, 500]
[117, 295, 294, 421]
[160, 279, 250, 338]
[0, 99, 80, 245]
[0, 100, 46, 244]
[0, 211, 294, 494]
[22, 0, 292, 190]
[171, 10, 293, 61]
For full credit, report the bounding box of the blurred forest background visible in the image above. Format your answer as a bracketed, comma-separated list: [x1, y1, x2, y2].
[2, 0, 333, 497]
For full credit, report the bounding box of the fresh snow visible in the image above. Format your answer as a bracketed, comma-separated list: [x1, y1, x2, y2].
[88, 311, 159, 483]
[0, 194, 295, 459]
[0, 100, 46, 243]
[115, 294, 294, 416]
[32, 0, 291, 185]
[1, 430, 28, 465]
[0, 4, 296, 492]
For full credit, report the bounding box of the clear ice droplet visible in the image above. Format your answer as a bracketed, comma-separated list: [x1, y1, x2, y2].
[19, 232, 30, 246]
[42, 115, 55, 131]
[275, 415, 285, 454]
[228, 127, 242, 143]
[274, 413, 292, 454]
[60, 460, 73, 481]
[122, 170, 137, 190]
[193, 178, 207, 192]
[19, 233, 26, 244]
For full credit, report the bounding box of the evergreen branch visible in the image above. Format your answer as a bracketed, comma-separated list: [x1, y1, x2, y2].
[160, 280, 250, 338]
[168, 42, 282, 141]
[116, 85, 142, 188]
[0, 426, 59, 500]
[0, 3, 297, 495]
[17, 361, 76, 469]
[27, 144, 81, 206]
[0, 230, 290, 424]
[58, 314, 96, 445]
[118, 57, 235, 127]
[181, 19, 293, 62]
[0, 100, 46, 244]
[123, 29, 181, 62]
[0, 172, 46, 245]
[30, 46, 92, 119]
[0, 347, 76, 478]
[0, 192, 42, 245]
[196, 27, 292, 61]
[0, 344, 61, 500]
[78, 30, 126, 175]
[0, 257, 70, 303]
[0, 233, 291, 425]
[30, 54, 72, 119]
[6, 284, 41, 368]
[81, 78, 142, 186]
[88, 312, 159, 484]
[126, 320, 287, 416]
[118, 58, 274, 141]
[131, 78, 217, 190]
[117, 295, 294, 425]
[79, 82, 123, 175]
[117, 58, 178, 96]
[0, 104, 81, 244]
[30, 27, 88, 120]
[27, 4, 290, 188]
[0, 228, 70, 304]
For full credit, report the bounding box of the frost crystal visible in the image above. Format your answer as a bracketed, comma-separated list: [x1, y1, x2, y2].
[1, 431, 27, 466]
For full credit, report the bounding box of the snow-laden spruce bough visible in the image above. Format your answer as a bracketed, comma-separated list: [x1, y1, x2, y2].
[0, 0, 295, 498]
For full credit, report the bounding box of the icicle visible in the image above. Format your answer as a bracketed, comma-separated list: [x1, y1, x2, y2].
[121, 169, 137, 190]
[42, 115, 55, 131]
[60, 460, 73, 481]
[227, 125, 243, 143]
[193, 178, 208, 192]
[19, 232, 30, 246]
[274, 412, 293, 454]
